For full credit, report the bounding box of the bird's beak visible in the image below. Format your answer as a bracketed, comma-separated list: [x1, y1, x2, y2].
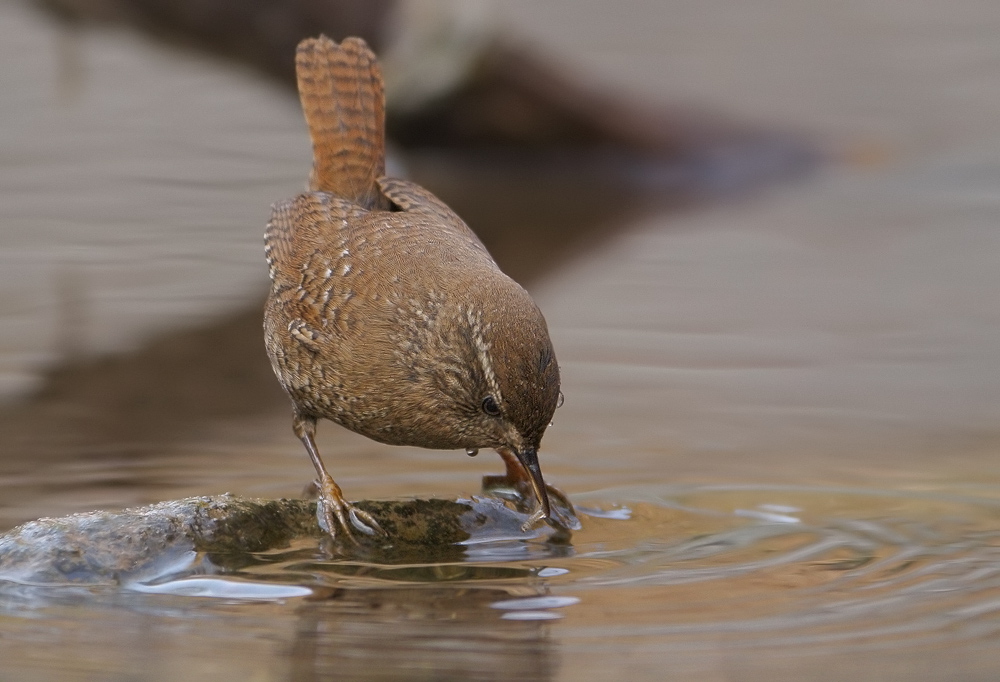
[515, 444, 551, 524]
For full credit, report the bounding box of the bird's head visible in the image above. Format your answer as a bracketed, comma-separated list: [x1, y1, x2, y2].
[460, 294, 560, 521]
[394, 280, 560, 521]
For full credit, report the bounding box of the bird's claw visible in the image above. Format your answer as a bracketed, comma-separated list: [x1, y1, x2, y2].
[315, 475, 386, 543]
[520, 507, 548, 532]
[349, 506, 387, 537]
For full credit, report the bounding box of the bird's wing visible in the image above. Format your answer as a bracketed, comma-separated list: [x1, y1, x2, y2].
[265, 192, 372, 347]
[265, 192, 364, 288]
[377, 177, 491, 256]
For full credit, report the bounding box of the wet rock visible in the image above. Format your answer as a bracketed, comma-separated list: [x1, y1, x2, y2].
[0, 494, 567, 586]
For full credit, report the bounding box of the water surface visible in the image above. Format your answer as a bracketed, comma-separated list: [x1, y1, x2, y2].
[1, 0, 999, 680]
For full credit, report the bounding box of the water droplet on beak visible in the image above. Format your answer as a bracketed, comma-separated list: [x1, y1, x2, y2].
[465, 448, 479, 457]
[556, 391, 565, 409]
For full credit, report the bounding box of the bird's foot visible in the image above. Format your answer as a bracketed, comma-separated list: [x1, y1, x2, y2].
[481, 474, 581, 531]
[315, 474, 387, 542]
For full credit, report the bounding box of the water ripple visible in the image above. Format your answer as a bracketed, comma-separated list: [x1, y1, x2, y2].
[555, 485, 1000, 651]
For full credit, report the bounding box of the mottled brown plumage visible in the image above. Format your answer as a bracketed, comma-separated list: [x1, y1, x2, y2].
[264, 36, 562, 540]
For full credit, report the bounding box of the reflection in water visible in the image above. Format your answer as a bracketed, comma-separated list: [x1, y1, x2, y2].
[288, 589, 556, 682]
[0, 584, 558, 682]
[1, 485, 999, 680]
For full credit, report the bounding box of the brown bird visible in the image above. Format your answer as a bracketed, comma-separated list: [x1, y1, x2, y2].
[264, 35, 563, 541]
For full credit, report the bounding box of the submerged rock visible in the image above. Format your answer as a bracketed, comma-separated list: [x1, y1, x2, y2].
[0, 494, 572, 586]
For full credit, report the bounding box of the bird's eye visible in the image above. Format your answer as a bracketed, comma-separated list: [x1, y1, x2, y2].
[481, 395, 501, 416]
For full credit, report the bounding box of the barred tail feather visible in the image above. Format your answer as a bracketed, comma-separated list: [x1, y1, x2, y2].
[296, 35, 386, 209]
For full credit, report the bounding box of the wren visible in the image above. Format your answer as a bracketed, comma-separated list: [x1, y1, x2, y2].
[264, 36, 563, 540]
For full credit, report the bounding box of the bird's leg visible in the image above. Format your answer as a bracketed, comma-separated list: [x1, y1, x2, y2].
[293, 413, 386, 540]
[484, 447, 580, 530]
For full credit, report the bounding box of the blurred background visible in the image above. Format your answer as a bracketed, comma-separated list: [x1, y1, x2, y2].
[1, 0, 999, 680]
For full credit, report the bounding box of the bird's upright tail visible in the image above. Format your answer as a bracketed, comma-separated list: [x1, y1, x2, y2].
[295, 35, 387, 209]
